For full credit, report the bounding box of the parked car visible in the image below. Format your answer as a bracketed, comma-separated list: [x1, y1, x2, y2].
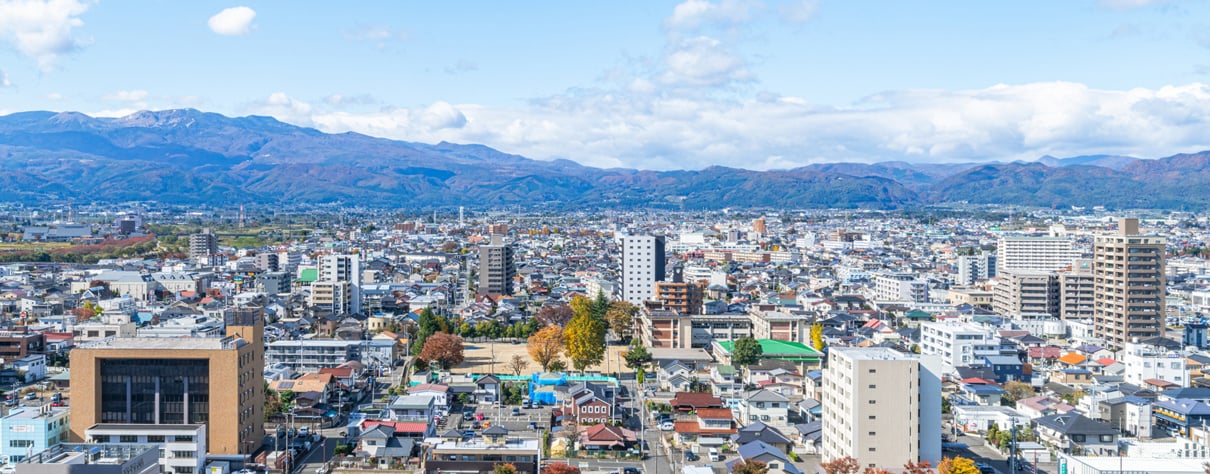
[685, 451, 699, 462]
[51, 401, 65, 407]
[708, 448, 721, 462]
[622, 468, 640, 474]
[659, 420, 675, 431]
[472, 421, 482, 430]
[463, 411, 475, 421]
[512, 407, 521, 415]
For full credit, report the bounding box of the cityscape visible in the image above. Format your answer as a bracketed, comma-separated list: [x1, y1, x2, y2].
[2, 2, 1210, 474]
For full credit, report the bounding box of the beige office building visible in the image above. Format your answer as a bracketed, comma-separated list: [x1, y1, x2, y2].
[70, 308, 264, 455]
[821, 347, 942, 470]
[1093, 218, 1166, 348]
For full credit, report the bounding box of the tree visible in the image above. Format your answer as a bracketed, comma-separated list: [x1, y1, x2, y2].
[590, 291, 610, 322]
[543, 462, 580, 474]
[412, 308, 443, 356]
[732, 460, 769, 474]
[1002, 381, 1034, 403]
[731, 336, 763, 367]
[622, 344, 652, 370]
[809, 322, 826, 352]
[569, 295, 593, 320]
[527, 325, 565, 372]
[508, 354, 530, 376]
[1061, 389, 1086, 405]
[605, 301, 637, 338]
[820, 456, 861, 474]
[548, 359, 567, 372]
[937, 456, 979, 474]
[417, 332, 466, 370]
[564, 310, 606, 372]
[535, 304, 574, 327]
[903, 460, 935, 474]
[494, 464, 518, 474]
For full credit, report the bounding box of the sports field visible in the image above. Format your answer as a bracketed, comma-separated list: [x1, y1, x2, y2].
[453, 342, 634, 376]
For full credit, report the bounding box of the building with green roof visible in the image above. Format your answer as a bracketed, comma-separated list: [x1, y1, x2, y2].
[712, 339, 823, 370]
[297, 268, 319, 284]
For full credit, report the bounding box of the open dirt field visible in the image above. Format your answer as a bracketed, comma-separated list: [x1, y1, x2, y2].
[453, 342, 634, 376]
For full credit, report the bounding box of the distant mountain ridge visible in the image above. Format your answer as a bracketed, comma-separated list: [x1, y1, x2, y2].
[0, 109, 1206, 210]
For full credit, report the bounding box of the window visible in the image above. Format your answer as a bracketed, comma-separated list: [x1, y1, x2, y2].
[172, 451, 196, 459]
[93, 435, 110, 443]
[147, 435, 165, 443]
[120, 435, 138, 443]
[175, 436, 193, 442]
[9, 440, 33, 448]
[177, 468, 194, 474]
[868, 384, 876, 389]
[1100, 435, 1114, 442]
[868, 431, 876, 436]
[868, 400, 876, 404]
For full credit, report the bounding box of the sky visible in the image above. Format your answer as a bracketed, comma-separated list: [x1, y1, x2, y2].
[2, 0, 1210, 170]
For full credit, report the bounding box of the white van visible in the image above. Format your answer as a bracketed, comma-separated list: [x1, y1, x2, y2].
[708, 448, 721, 462]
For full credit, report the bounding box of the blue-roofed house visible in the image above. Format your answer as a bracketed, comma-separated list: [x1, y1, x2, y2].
[1055, 368, 1094, 385]
[1154, 398, 1210, 438]
[961, 382, 1005, 406]
[728, 440, 802, 474]
[1097, 395, 1152, 438]
[730, 421, 793, 453]
[982, 355, 1024, 384]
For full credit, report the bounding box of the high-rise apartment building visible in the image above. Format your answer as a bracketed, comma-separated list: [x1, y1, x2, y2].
[69, 308, 265, 455]
[1093, 218, 1166, 348]
[956, 252, 996, 286]
[996, 236, 1078, 274]
[188, 229, 218, 260]
[319, 254, 362, 314]
[1058, 268, 1095, 320]
[621, 235, 666, 305]
[992, 270, 1059, 317]
[477, 234, 515, 296]
[654, 282, 703, 315]
[821, 347, 941, 470]
[872, 273, 929, 303]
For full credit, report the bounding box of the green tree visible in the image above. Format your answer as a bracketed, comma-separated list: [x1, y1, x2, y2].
[548, 359, 567, 373]
[622, 344, 652, 370]
[732, 460, 769, 474]
[605, 301, 638, 339]
[494, 463, 518, 474]
[564, 311, 606, 372]
[731, 336, 763, 367]
[412, 308, 442, 356]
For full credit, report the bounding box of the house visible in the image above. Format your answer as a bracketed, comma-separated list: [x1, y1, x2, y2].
[563, 382, 615, 426]
[793, 420, 822, 454]
[1098, 396, 1152, 438]
[670, 392, 724, 412]
[1016, 395, 1076, 419]
[409, 384, 450, 410]
[387, 395, 436, 424]
[730, 421, 793, 453]
[425, 427, 541, 474]
[1054, 368, 1093, 385]
[728, 440, 802, 474]
[659, 360, 693, 390]
[13, 354, 46, 382]
[673, 407, 737, 448]
[738, 389, 791, 431]
[358, 423, 417, 467]
[1033, 413, 1119, 456]
[578, 423, 637, 451]
[982, 355, 1024, 383]
[710, 365, 744, 399]
[475, 375, 501, 403]
[1153, 398, 1210, 438]
[960, 381, 1005, 406]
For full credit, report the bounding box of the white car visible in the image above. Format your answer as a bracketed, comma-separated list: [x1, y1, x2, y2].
[659, 420, 675, 431]
[708, 448, 721, 462]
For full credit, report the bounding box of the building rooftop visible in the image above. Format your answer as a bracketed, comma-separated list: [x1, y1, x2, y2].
[79, 335, 244, 350]
[427, 438, 540, 452]
[86, 423, 204, 433]
[20, 443, 158, 465]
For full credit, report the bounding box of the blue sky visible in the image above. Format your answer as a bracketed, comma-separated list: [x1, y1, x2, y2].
[2, 0, 1210, 170]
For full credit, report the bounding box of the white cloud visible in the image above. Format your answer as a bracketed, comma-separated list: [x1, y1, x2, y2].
[207, 6, 256, 36]
[778, 0, 818, 24]
[1099, 0, 1167, 9]
[252, 82, 1210, 171]
[45, 92, 63, 100]
[0, 69, 10, 87]
[666, 0, 760, 32]
[102, 89, 148, 102]
[660, 36, 753, 87]
[0, 0, 90, 71]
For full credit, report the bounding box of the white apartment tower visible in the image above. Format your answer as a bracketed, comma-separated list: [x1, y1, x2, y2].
[822, 347, 942, 470]
[919, 320, 1000, 375]
[319, 254, 362, 314]
[621, 235, 666, 305]
[996, 236, 1078, 274]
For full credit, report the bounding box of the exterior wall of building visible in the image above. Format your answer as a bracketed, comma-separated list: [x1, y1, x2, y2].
[821, 348, 941, 469]
[69, 319, 262, 455]
[996, 237, 1077, 275]
[622, 235, 666, 305]
[1092, 218, 1166, 348]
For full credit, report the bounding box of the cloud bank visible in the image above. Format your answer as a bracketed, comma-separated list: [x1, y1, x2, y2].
[0, 0, 90, 71]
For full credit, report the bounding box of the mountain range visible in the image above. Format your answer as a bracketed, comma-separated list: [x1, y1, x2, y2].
[0, 109, 1208, 210]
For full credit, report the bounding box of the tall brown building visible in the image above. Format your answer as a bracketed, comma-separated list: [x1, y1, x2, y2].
[655, 281, 704, 315]
[752, 216, 767, 235]
[69, 308, 265, 455]
[1093, 218, 1166, 348]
